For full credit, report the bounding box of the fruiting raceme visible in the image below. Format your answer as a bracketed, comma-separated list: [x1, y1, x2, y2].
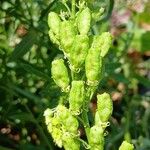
[89, 125, 104, 150]
[97, 93, 113, 123]
[119, 141, 134, 150]
[69, 35, 89, 72]
[60, 20, 76, 55]
[85, 48, 103, 86]
[48, 12, 61, 37]
[51, 59, 70, 92]
[69, 81, 85, 115]
[77, 7, 91, 35]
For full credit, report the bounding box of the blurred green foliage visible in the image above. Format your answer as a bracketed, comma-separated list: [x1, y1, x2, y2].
[0, 0, 150, 150]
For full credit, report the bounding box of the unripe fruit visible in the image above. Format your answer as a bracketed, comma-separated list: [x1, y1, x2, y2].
[63, 133, 80, 150]
[60, 20, 76, 55]
[69, 35, 89, 71]
[69, 81, 85, 115]
[99, 32, 112, 57]
[51, 59, 70, 92]
[77, 7, 91, 35]
[85, 49, 103, 86]
[48, 12, 61, 36]
[89, 125, 104, 150]
[97, 93, 113, 122]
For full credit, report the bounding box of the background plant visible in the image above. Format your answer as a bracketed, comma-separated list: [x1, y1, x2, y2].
[0, 0, 149, 150]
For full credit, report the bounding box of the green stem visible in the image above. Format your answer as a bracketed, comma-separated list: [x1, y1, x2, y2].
[71, 0, 76, 18]
[81, 109, 90, 142]
[81, 86, 97, 143]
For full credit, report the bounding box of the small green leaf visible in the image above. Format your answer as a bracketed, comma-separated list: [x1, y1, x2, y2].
[134, 74, 150, 88]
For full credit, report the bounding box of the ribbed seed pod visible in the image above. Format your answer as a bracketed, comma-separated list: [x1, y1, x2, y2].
[48, 12, 61, 37]
[56, 105, 79, 133]
[69, 35, 89, 71]
[91, 35, 103, 50]
[63, 115, 79, 133]
[51, 59, 70, 92]
[97, 93, 113, 122]
[77, 7, 91, 35]
[89, 125, 104, 150]
[60, 20, 76, 55]
[56, 105, 70, 121]
[99, 32, 112, 57]
[85, 48, 103, 86]
[69, 81, 85, 115]
[119, 141, 134, 150]
[63, 133, 80, 150]
[91, 32, 112, 57]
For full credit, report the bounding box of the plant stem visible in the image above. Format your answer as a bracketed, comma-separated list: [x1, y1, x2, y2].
[71, 0, 76, 18]
[81, 86, 96, 143]
[81, 109, 90, 142]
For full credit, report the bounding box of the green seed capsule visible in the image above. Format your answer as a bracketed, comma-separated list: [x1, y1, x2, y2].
[77, 7, 91, 35]
[48, 12, 61, 36]
[85, 48, 103, 86]
[60, 20, 76, 55]
[91, 35, 103, 50]
[119, 141, 134, 150]
[69, 35, 89, 72]
[63, 115, 79, 133]
[51, 59, 70, 91]
[89, 125, 104, 150]
[91, 32, 112, 57]
[99, 32, 112, 57]
[69, 81, 85, 115]
[56, 105, 70, 121]
[63, 133, 80, 150]
[97, 93, 113, 122]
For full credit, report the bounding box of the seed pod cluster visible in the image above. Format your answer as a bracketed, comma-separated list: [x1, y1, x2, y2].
[44, 105, 79, 149]
[69, 81, 85, 115]
[51, 59, 70, 92]
[47, 4, 113, 150]
[119, 141, 134, 150]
